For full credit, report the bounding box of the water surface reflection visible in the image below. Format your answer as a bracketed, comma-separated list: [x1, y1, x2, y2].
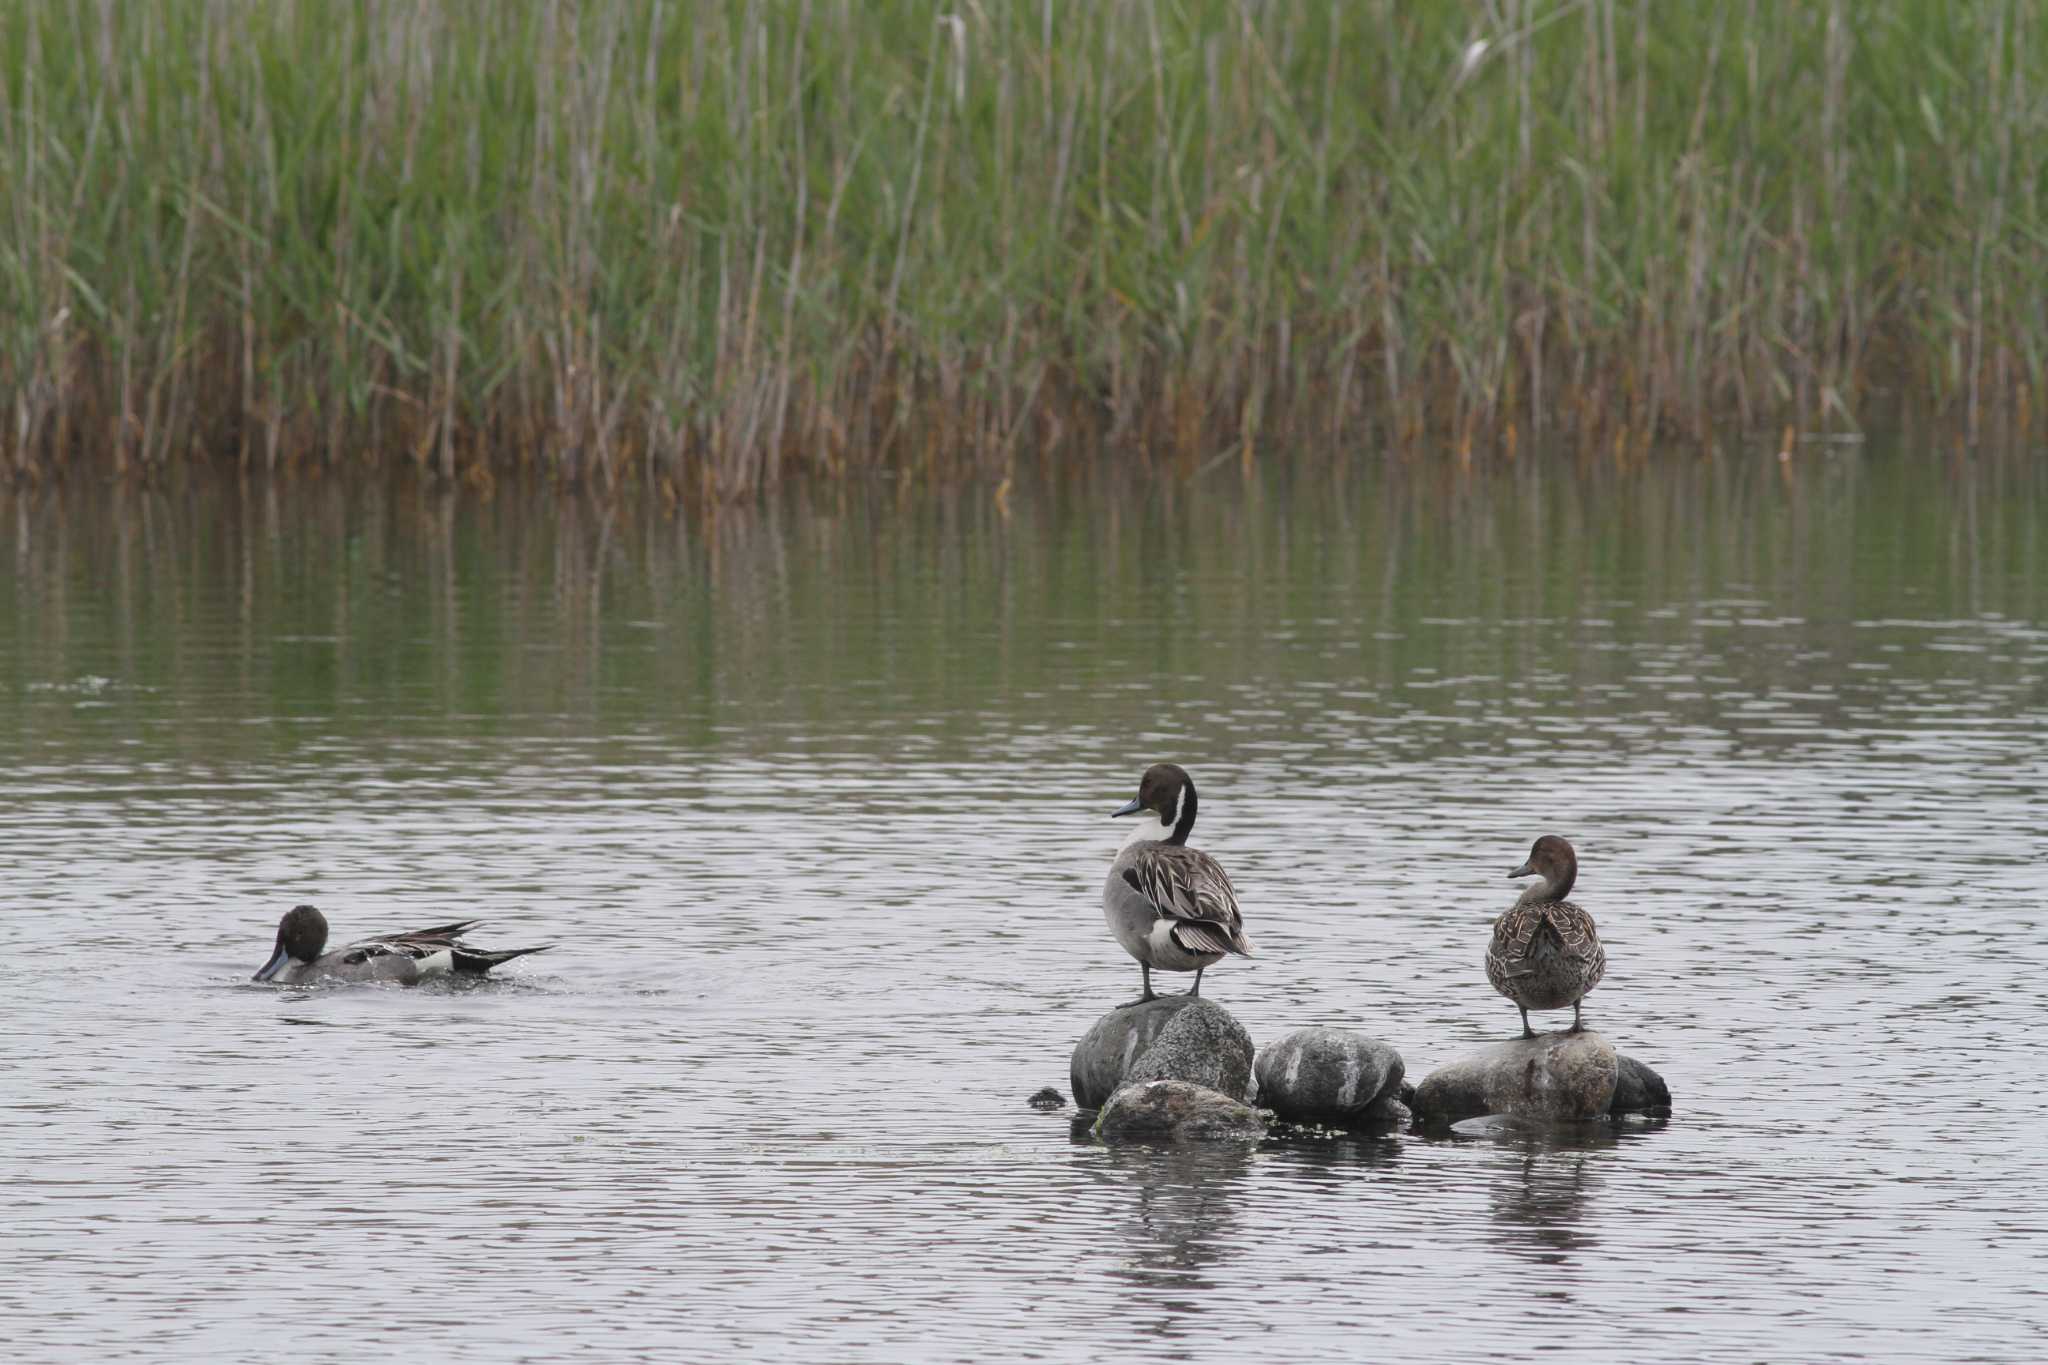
[2, 448, 2043, 1361]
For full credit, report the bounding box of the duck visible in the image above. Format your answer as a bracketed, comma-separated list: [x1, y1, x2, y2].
[1485, 835, 1606, 1037]
[251, 904, 553, 985]
[1103, 763, 1254, 1007]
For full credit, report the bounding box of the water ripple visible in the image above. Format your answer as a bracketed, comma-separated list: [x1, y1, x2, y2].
[2, 457, 2045, 1360]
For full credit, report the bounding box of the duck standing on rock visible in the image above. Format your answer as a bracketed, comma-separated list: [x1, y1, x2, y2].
[1486, 835, 1606, 1038]
[1104, 763, 1254, 1007]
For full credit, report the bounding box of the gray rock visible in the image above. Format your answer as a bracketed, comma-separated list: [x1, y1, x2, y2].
[1069, 997, 1255, 1110]
[1124, 1001, 1256, 1100]
[1093, 1080, 1272, 1142]
[1028, 1087, 1067, 1110]
[1069, 997, 1199, 1109]
[1252, 1027, 1405, 1128]
[1412, 1031, 1619, 1126]
[1610, 1056, 1671, 1114]
[1361, 1095, 1411, 1129]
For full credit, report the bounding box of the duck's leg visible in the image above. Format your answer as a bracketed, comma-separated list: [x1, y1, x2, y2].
[1117, 963, 1158, 1009]
[1569, 1000, 1584, 1034]
[1188, 966, 1204, 998]
[1519, 1006, 1534, 1040]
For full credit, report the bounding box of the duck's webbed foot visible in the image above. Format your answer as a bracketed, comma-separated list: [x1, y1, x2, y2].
[1568, 1001, 1585, 1034]
[1519, 1006, 1535, 1040]
[1186, 966, 1204, 998]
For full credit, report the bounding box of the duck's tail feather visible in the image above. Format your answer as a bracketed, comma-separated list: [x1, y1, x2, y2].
[451, 943, 554, 975]
[1172, 921, 1253, 958]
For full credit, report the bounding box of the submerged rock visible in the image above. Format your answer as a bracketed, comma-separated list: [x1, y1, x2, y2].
[1094, 1080, 1271, 1142]
[1360, 1095, 1412, 1129]
[1412, 1031, 1619, 1126]
[1253, 1027, 1406, 1128]
[1028, 1087, 1068, 1110]
[1450, 1112, 1621, 1149]
[1609, 1056, 1672, 1115]
[1069, 997, 1255, 1111]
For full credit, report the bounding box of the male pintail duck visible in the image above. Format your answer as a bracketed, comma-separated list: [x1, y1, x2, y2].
[1104, 763, 1254, 1007]
[1485, 835, 1606, 1037]
[252, 904, 553, 985]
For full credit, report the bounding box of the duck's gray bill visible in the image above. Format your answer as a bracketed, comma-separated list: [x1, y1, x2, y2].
[1111, 798, 1144, 818]
[252, 947, 291, 982]
[1509, 860, 1535, 879]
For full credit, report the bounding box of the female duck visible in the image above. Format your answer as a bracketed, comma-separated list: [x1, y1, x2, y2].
[1485, 835, 1606, 1037]
[251, 904, 552, 985]
[1104, 763, 1254, 1006]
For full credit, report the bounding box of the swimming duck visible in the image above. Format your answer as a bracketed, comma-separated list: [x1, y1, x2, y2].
[251, 904, 553, 985]
[1485, 835, 1605, 1037]
[1104, 763, 1254, 1007]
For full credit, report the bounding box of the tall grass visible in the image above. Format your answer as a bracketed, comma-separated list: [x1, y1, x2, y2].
[2, 1, 2042, 493]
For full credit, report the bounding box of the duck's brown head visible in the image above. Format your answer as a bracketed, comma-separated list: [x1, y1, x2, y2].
[253, 904, 329, 981]
[1509, 835, 1577, 902]
[1111, 762, 1198, 845]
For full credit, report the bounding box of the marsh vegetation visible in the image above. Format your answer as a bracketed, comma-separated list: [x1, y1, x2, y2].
[3, 1, 2041, 493]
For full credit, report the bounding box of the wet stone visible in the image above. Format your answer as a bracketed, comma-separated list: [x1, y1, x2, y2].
[1360, 1094, 1411, 1129]
[1413, 1031, 1619, 1126]
[1122, 1000, 1256, 1102]
[1609, 1055, 1672, 1115]
[1252, 1027, 1405, 1128]
[1069, 997, 1255, 1111]
[1093, 1080, 1272, 1142]
[1027, 1087, 1067, 1110]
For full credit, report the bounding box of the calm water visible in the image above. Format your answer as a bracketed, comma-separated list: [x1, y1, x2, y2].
[4, 450, 2045, 1361]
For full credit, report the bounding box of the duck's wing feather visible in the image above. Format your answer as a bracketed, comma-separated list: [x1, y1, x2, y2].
[338, 937, 444, 967]
[1122, 845, 1253, 957]
[1489, 900, 1601, 967]
[336, 920, 485, 962]
[1536, 900, 1601, 961]
[337, 922, 549, 976]
[374, 919, 483, 947]
[1488, 905, 1542, 967]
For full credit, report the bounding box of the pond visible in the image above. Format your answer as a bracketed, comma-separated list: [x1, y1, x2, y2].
[4, 445, 2044, 1360]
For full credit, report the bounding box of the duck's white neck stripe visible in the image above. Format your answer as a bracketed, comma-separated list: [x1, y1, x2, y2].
[1122, 812, 1176, 848]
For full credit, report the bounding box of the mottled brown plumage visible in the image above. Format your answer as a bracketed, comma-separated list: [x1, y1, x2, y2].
[1486, 835, 1606, 1038]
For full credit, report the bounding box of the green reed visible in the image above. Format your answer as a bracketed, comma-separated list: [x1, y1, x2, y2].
[1, 1, 2041, 493]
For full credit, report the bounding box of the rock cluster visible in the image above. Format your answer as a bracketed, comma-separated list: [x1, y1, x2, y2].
[1070, 997, 1266, 1141]
[1069, 997, 1255, 1110]
[1069, 999, 1671, 1139]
